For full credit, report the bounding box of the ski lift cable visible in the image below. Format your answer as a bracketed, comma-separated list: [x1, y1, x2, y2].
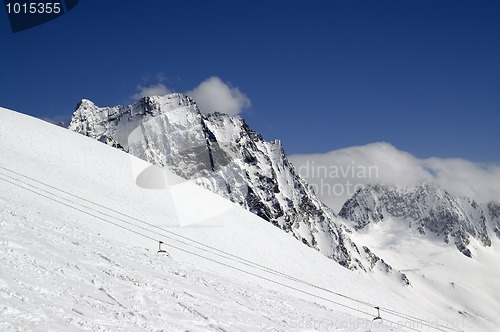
[0, 173, 461, 332]
[0, 169, 462, 332]
[0, 166, 377, 305]
[0, 175, 398, 329]
[0, 168, 461, 332]
[0, 170, 301, 282]
[0, 167, 462, 332]
[161, 241, 426, 332]
[0, 170, 379, 314]
[0, 176, 157, 242]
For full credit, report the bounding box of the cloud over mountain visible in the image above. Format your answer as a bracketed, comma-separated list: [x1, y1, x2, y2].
[186, 76, 251, 116]
[289, 142, 500, 212]
[131, 83, 172, 101]
[131, 76, 251, 116]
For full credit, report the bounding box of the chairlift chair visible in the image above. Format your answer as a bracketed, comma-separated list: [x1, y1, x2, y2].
[157, 241, 169, 256]
[373, 306, 382, 321]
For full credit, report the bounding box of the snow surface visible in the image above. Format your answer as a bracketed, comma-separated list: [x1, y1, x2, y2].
[345, 214, 500, 332]
[0, 107, 496, 331]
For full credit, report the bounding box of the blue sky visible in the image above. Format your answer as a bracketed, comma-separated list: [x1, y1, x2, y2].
[1, 0, 499, 163]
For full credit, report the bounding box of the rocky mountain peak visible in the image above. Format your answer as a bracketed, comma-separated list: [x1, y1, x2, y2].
[339, 182, 498, 257]
[68, 93, 410, 283]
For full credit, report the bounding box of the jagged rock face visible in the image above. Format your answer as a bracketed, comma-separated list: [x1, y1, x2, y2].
[362, 246, 410, 285]
[339, 182, 495, 257]
[487, 202, 500, 238]
[70, 93, 405, 276]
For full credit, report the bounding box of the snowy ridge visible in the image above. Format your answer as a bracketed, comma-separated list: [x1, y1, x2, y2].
[68, 94, 406, 278]
[339, 182, 499, 257]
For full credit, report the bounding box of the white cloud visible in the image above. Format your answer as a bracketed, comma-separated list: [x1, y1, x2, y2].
[289, 142, 500, 212]
[129, 76, 251, 116]
[186, 76, 251, 115]
[131, 83, 172, 100]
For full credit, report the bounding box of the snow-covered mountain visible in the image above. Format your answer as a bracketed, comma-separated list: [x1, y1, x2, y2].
[339, 182, 499, 258]
[1, 106, 459, 332]
[337, 182, 500, 332]
[68, 93, 405, 278]
[3, 105, 500, 331]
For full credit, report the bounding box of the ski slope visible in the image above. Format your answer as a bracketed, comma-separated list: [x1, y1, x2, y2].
[346, 215, 500, 332]
[0, 107, 494, 331]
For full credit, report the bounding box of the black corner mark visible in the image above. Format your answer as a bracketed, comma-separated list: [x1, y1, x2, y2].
[3, 0, 80, 33]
